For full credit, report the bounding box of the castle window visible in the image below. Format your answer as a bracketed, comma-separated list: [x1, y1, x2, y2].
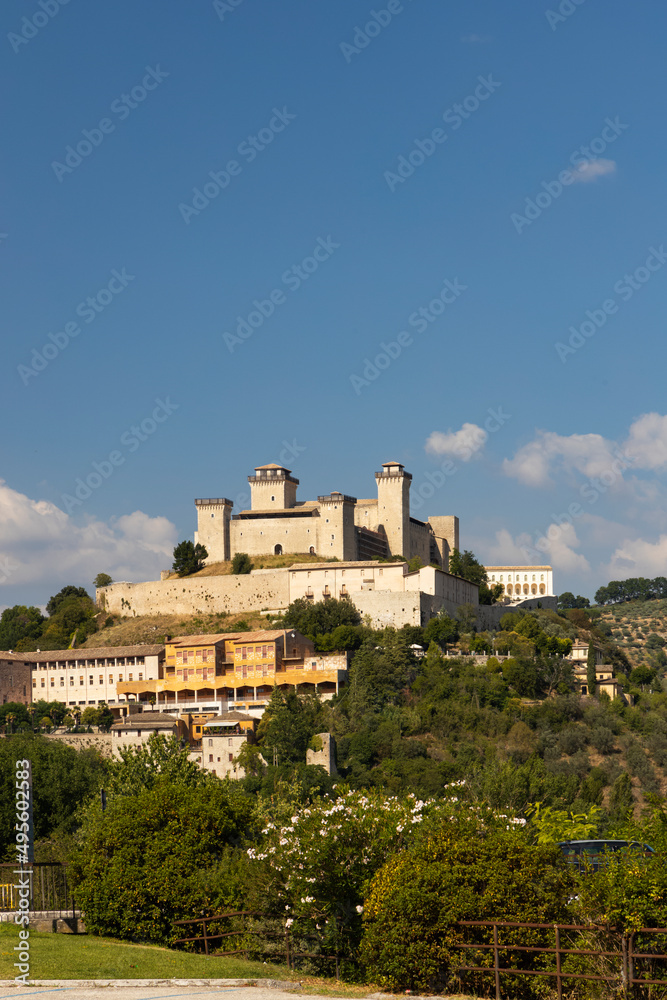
[331, 534, 335, 539]
[271, 496, 275, 501]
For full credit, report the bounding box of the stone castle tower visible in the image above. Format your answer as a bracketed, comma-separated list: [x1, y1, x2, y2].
[375, 461, 411, 558]
[194, 459, 459, 568]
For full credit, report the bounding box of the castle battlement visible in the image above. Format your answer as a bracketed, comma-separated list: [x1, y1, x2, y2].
[193, 459, 459, 568]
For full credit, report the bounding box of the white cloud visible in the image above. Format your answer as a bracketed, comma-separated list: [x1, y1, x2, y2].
[604, 534, 667, 579]
[624, 412, 667, 470]
[570, 158, 617, 183]
[502, 430, 619, 487]
[425, 422, 487, 462]
[0, 480, 177, 593]
[481, 523, 589, 574]
[535, 521, 591, 574]
[461, 33, 492, 43]
[502, 414, 667, 493]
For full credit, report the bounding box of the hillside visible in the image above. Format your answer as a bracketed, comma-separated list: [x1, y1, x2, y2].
[79, 609, 271, 647]
[161, 552, 338, 580]
[594, 597, 667, 668]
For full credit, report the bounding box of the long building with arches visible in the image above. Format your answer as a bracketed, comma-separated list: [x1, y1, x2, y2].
[484, 565, 554, 602]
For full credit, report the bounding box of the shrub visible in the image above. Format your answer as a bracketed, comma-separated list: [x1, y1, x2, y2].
[232, 552, 252, 574]
[361, 821, 572, 993]
[70, 778, 252, 945]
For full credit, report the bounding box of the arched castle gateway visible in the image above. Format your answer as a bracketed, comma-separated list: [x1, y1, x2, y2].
[194, 461, 459, 569]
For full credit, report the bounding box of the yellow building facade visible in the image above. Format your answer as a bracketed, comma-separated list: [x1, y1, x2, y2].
[117, 628, 348, 716]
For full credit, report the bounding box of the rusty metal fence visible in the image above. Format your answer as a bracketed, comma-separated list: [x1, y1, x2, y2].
[0, 862, 77, 918]
[452, 920, 667, 998]
[173, 910, 343, 977]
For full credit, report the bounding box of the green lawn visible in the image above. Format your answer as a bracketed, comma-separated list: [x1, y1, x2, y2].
[0, 922, 294, 980]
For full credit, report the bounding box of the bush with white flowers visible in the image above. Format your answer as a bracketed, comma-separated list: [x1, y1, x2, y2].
[245, 784, 524, 968]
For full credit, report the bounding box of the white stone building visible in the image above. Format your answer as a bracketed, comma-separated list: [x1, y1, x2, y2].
[485, 566, 554, 601]
[200, 711, 257, 778]
[110, 711, 188, 755]
[23, 645, 164, 715]
[288, 560, 478, 626]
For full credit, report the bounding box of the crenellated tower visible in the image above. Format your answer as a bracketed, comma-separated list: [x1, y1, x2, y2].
[375, 461, 411, 558]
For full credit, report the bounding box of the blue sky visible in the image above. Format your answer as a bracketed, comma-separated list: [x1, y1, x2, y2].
[3, 0, 667, 607]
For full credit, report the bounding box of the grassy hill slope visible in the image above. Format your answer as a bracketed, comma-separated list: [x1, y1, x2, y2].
[594, 598, 667, 668]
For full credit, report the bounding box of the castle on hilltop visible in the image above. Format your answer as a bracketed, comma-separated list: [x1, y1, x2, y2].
[194, 460, 459, 568]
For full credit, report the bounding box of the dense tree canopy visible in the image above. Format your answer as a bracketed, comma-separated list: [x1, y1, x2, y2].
[0, 734, 104, 859]
[172, 540, 208, 576]
[558, 591, 591, 609]
[448, 548, 503, 605]
[282, 596, 361, 639]
[0, 605, 45, 651]
[595, 577, 667, 605]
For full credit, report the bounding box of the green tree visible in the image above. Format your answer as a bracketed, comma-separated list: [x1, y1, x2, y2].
[0, 605, 45, 651]
[608, 772, 634, 824]
[256, 689, 322, 767]
[282, 596, 361, 639]
[172, 540, 208, 576]
[80, 707, 99, 727]
[630, 664, 656, 691]
[69, 779, 252, 945]
[0, 702, 30, 729]
[424, 613, 459, 651]
[448, 548, 502, 605]
[558, 592, 591, 610]
[108, 732, 211, 795]
[361, 819, 573, 992]
[456, 602, 477, 634]
[41, 592, 98, 649]
[93, 573, 113, 588]
[46, 586, 90, 616]
[0, 734, 104, 858]
[231, 552, 252, 574]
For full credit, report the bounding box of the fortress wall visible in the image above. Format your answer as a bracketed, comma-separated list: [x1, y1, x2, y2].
[98, 569, 290, 617]
[230, 516, 317, 557]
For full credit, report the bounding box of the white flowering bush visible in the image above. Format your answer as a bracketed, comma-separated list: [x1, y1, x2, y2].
[244, 783, 526, 970]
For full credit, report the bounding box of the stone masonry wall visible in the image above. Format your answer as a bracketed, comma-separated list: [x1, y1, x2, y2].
[99, 568, 290, 617]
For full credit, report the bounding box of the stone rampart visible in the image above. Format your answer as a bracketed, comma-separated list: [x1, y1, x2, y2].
[98, 569, 290, 618]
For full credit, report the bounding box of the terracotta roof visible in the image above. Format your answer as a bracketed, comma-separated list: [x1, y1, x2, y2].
[170, 629, 296, 646]
[382, 461, 403, 466]
[168, 633, 236, 646]
[112, 712, 181, 730]
[203, 711, 255, 727]
[254, 463, 291, 472]
[21, 645, 165, 661]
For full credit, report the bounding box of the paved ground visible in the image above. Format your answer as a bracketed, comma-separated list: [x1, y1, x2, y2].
[0, 984, 471, 1000]
[0, 988, 342, 1000]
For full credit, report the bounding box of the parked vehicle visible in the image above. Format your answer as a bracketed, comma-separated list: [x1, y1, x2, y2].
[558, 839, 654, 872]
